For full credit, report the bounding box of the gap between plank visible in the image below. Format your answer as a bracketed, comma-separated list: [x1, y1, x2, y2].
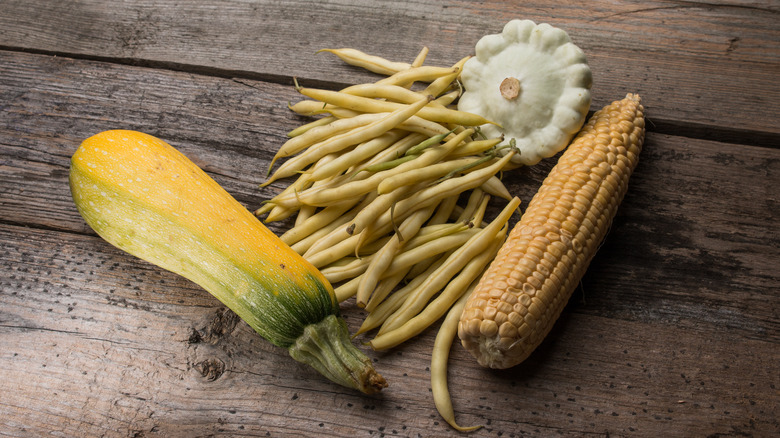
[1, 45, 778, 150]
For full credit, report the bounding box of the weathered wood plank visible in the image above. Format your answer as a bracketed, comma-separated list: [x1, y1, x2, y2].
[580, 137, 780, 342]
[1, 24, 779, 436]
[0, 49, 298, 234]
[504, 134, 780, 343]
[1, 49, 778, 344]
[0, 0, 778, 141]
[1, 223, 777, 436]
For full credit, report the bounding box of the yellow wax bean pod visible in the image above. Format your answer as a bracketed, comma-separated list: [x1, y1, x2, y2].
[457, 189, 487, 223]
[470, 195, 492, 229]
[266, 95, 431, 185]
[394, 224, 472, 284]
[264, 203, 299, 224]
[308, 131, 419, 182]
[370, 231, 505, 351]
[277, 128, 472, 209]
[423, 56, 470, 97]
[340, 223, 464, 285]
[355, 203, 437, 307]
[355, 234, 394, 256]
[405, 222, 471, 246]
[411, 46, 429, 68]
[403, 130, 456, 157]
[348, 181, 427, 237]
[448, 137, 503, 159]
[342, 84, 454, 111]
[261, 167, 319, 222]
[280, 201, 356, 246]
[430, 281, 483, 432]
[302, 193, 378, 257]
[289, 207, 356, 255]
[355, 255, 448, 336]
[320, 256, 372, 284]
[266, 178, 365, 213]
[297, 86, 494, 127]
[292, 191, 376, 255]
[340, 131, 423, 176]
[378, 228, 480, 280]
[320, 107, 363, 119]
[378, 197, 520, 335]
[359, 205, 465, 267]
[364, 268, 412, 312]
[287, 116, 337, 138]
[253, 202, 275, 217]
[428, 195, 459, 226]
[294, 204, 317, 228]
[342, 83, 428, 104]
[288, 99, 334, 116]
[334, 275, 362, 303]
[433, 90, 461, 107]
[293, 160, 342, 228]
[388, 151, 516, 222]
[270, 153, 341, 223]
[305, 234, 365, 269]
[317, 48, 412, 76]
[345, 130, 475, 235]
[305, 223, 391, 269]
[480, 175, 513, 201]
[375, 66, 460, 87]
[377, 157, 482, 195]
[287, 100, 361, 120]
[270, 112, 394, 172]
[397, 115, 455, 138]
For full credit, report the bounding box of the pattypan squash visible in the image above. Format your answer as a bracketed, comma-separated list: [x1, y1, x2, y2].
[458, 19, 593, 166]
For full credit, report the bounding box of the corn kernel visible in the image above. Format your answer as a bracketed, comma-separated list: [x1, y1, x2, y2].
[483, 306, 497, 321]
[479, 319, 498, 337]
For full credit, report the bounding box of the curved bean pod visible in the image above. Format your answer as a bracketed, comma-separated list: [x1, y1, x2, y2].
[378, 197, 520, 335]
[317, 48, 412, 75]
[377, 157, 481, 195]
[266, 95, 431, 184]
[297, 85, 494, 127]
[370, 231, 504, 350]
[356, 203, 437, 307]
[430, 287, 483, 432]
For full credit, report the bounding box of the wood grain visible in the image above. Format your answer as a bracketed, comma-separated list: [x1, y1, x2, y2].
[0, 0, 778, 142]
[1, 224, 778, 436]
[1, 47, 778, 436]
[1, 0, 779, 436]
[0, 50, 295, 234]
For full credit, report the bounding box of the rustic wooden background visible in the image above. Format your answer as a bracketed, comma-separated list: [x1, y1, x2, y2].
[1, 0, 778, 436]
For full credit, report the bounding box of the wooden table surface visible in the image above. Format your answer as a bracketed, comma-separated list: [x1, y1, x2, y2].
[1, 1, 778, 436]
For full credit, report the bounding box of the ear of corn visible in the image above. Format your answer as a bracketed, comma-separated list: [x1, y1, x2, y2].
[458, 94, 645, 369]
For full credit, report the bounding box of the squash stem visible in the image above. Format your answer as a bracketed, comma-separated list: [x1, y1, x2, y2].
[288, 314, 388, 394]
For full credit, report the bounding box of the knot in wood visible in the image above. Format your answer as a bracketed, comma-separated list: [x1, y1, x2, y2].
[195, 357, 226, 382]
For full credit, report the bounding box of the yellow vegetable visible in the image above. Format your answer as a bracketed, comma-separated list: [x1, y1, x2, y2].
[69, 130, 386, 393]
[431, 291, 482, 432]
[458, 94, 645, 368]
[317, 48, 413, 75]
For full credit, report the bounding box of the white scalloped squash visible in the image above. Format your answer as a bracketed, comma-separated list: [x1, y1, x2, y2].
[458, 19, 593, 166]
